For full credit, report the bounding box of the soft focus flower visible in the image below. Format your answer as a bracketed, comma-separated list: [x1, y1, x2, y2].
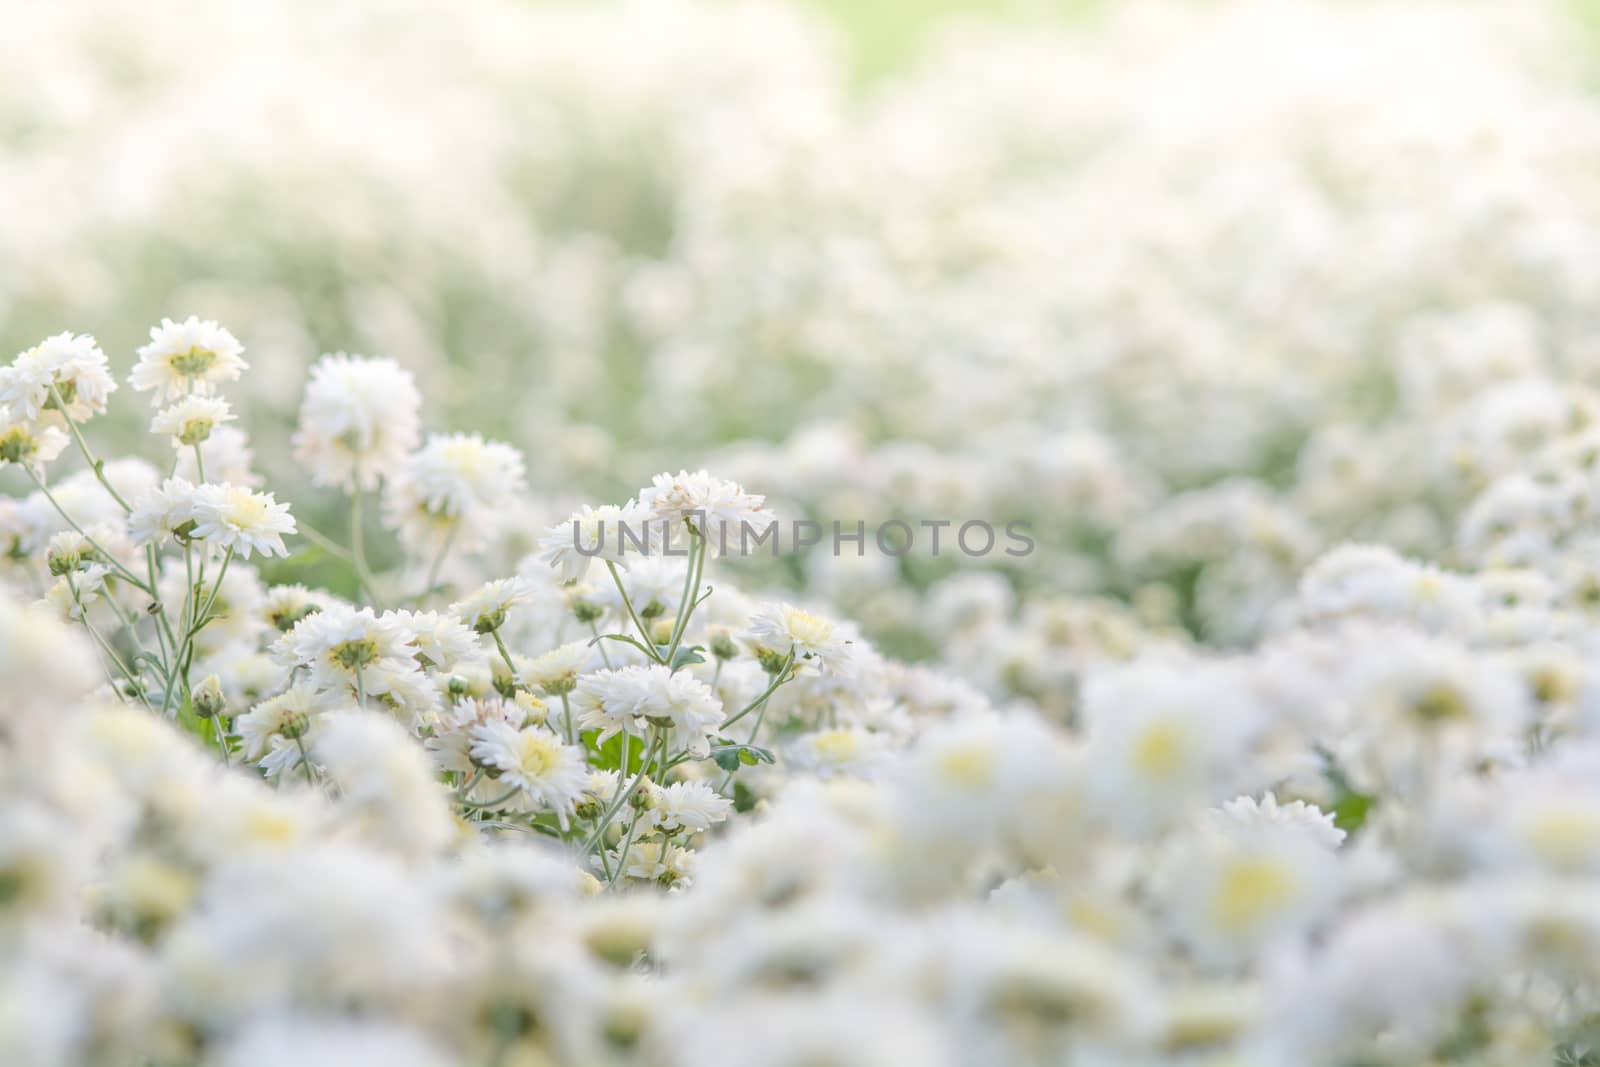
[130, 317, 247, 403]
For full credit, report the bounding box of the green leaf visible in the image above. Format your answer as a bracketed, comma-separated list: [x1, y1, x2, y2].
[708, 741, 775, 771]
[669, 645, 706, 670]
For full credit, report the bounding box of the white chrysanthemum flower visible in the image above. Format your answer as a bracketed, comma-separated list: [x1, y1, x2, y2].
[521, 640, 594, 696]
[383, 433, 526, 555]
[787, 726, 895, 780]
[389, 609, 482, 673]
[127, 477, 200, 547]
[572, 663, 724, 758]
[537, 501, 655, 583]
[44, 530, 94, 575]
[1214, 794, 1346, 850]
[283, 604, 418, 690]
[190, 483, 296, 559]
[468, 720, 589, 826]
[40, 562, 110, 622]
[293, 353, 420, 491]
[150, 395, 234, 447]
[642, 780, 732, 834]
[359, 659, 445, 728]
[1153, 819, 1343, 970]
[0, 407, 68, 472]
[258, 584, 331, 634]
[745, 602, 855, 676]
[130, 317, 247, 404]
[606, 839, 696, 887]
[639, 468, 769, 546]
[236, 684, 326, 776]
[0, 332, 117, 422]
[449, 577, 533, 634]
[314, 711, 454, 856]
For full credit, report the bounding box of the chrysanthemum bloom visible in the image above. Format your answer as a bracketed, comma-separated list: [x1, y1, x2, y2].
[640, 780, 732, 834]
[745, 602, 855, 676]
[450, 577, 534, 635]
[520, 641, 593, 696]
[468, 720, 589, 826]
[572, 663, 724, 758]
[130, 317, 247, 404]
[190, 484, 297, 559]
[128, 477, 201, 546]
[293, 353, 420, 491]
[537, 501, 655, 584]
[638, 469, 769, 548]
[0, 406, 68, 472]
[0, 332, 117, 422]
[283, 604, 418, 690]
[383, 433, 526, 555]
[151, 396, 234, 447]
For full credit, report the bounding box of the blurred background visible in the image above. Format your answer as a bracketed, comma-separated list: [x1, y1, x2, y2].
[7, 0, 1600, 689]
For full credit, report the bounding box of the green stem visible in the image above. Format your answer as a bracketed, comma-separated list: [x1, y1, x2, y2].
[583, 728, 651, 853]
[588, 621, 614, 668]
[559, 692, 576, 745]
[604, 561, 662, 663]
[350, 488, 383, 609]
[48, 383, 130, 513]
[293, 517, 356, 562]
[25, 469, 150, 592]
[421, 520, 458, 599]
[662, 529, 705, 667]
[719, 653, 796, 731]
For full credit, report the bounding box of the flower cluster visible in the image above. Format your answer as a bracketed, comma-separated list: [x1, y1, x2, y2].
[9, 0, 1600, 1063]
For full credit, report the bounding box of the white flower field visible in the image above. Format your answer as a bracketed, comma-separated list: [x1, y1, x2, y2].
[6, 1, 1600, 1064]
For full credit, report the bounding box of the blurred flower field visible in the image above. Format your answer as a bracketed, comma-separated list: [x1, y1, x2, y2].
[10, 1, 1600, 1065]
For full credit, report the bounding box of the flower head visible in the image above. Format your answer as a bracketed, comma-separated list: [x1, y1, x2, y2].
[293, 354, 420, 492]
[151, 396, 234, 447]
[191, 483, 296, 559]
[130, 317, 247, 404]
[0, 332, 117, 422]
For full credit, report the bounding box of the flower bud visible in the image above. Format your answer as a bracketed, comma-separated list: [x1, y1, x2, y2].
[193, 675, 227, 719]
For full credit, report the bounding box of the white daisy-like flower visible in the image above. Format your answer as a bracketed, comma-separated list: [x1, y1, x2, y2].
[572, 664, 724, 758]
[236, 684, 326, 774]
[538, 501, 656, 583]
[44, 530, 94, 575]
[41, 562, 111, 622]
[190, 483, 296, 559]
[1214, 793, 1346, 851]
[0, 406, 69, 472]
[389, 609, 483, 673]
[605, 839, 695, 887]
[641, 780, 732, 834]
[520, 641, 594, 696]
[130, 317, 248, 404]
[787, 726, 895, 780]
[468, 720, 589, 827]
[127, 477, 200, 546]
[283, 604, 418, 690]
[151, 395, 234, 447]
[383, 433, 526, 555]
[293, 353, 421, 492]
[258, 584, 331, 634]
[638, 469, 769, 547]
[745, 602, 855, 676]
[0, 332, 117, 422]
[450, 577, 534, 634]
